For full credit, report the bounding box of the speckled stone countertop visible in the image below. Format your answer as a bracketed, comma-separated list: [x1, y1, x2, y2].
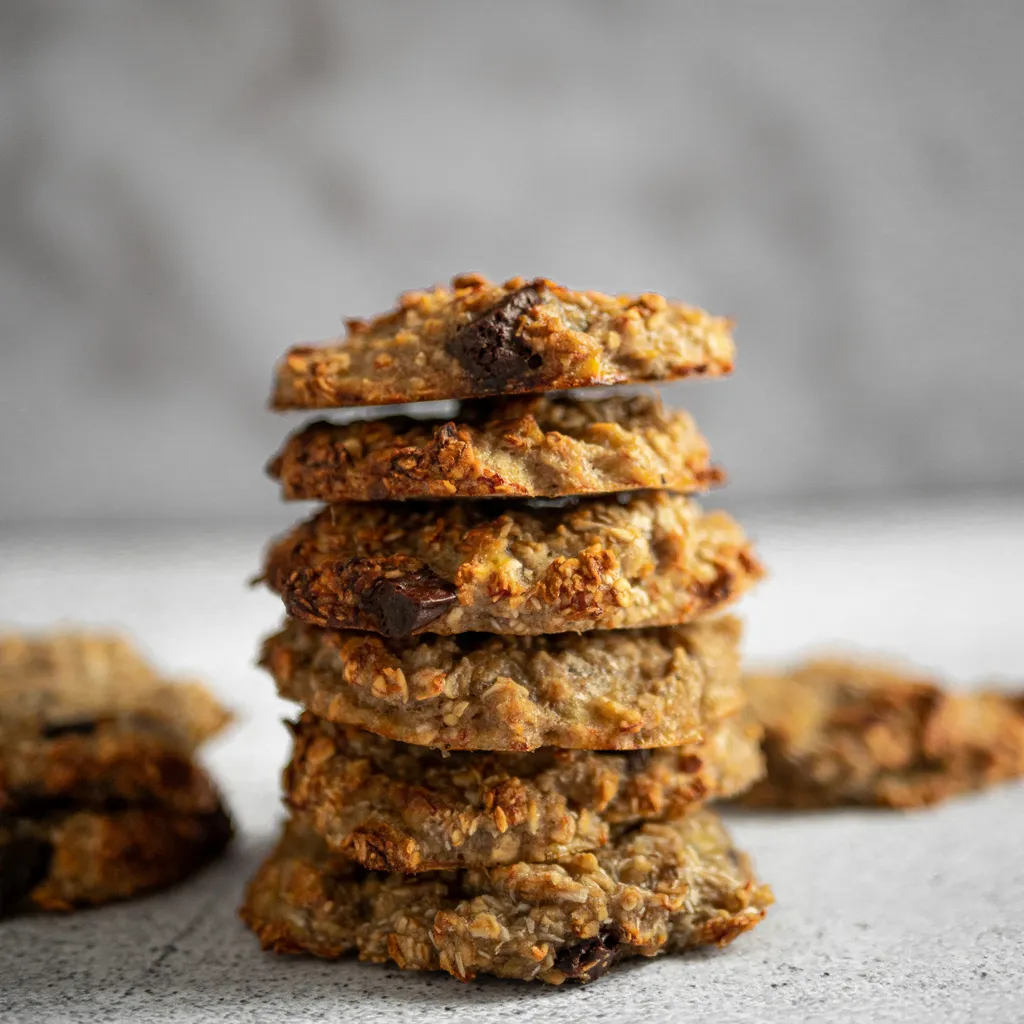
[2, 502, 1022, 1023]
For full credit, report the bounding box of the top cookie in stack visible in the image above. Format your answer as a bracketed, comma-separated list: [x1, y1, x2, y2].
[246, 274, 772, 985]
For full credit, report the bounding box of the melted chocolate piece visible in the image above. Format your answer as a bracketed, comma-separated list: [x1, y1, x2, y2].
[0, 835, 53, 917]
[446, 285, 543, 392]
[41, 718, 99, 739]
[358, 568, 457, 638]
[552, 929, 620, 982]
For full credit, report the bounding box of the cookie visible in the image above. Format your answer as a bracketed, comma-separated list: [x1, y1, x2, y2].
[283, 711, 763, 872]
[1, 631, 232, 815]
[268, 394, 722, 503]
[0, 632, 232, 746]
[240, 810, 771, 984]
[0, 718, 224, 816]
[261, 616, 745, 751]
[262, 492, 762, 637]
[271, 273, 735, 410]
[741, 658, 1024, 809]
[0, 801, 232, 916]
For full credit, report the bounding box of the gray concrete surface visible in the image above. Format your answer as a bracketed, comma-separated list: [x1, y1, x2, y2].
[1, 502, 1022, 1022]
[2, 1, 1024, 521]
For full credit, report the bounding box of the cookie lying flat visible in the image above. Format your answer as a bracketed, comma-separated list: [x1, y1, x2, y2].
[262, 492, 762, 637]
[0, 632, 232, 746]
[261, 616, 745, 751]
[284, 711, 763, 872]
[268, 394, 722, 502]
[271, 273, 735, 410]
[0, 801, 232, 916]
[241, 811, 772, 984]
[1, 631, 232, 814]
[0, 718, 225, 816]
[741, 658, 1024, 809]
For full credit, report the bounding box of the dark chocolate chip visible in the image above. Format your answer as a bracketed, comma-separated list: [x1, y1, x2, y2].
[553, 929, 620, 983]
[623, 748, 653, 774]
[446, 285, 542, 392]
[0, 835, 53, 917]
[41, 718, 99, 739]
[358, 568, 457, 638]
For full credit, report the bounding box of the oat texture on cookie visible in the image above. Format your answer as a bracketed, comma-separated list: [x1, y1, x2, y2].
[0, 631, 233, 917]
[247, 273, 770, 983]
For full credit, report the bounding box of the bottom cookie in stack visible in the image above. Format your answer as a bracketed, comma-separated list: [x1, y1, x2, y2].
[0, 632, 234, 917]
[241, 810, 772, 984]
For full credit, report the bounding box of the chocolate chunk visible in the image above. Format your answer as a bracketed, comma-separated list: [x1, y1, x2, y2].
[552, 929, 620, 983]
[0, 835, 53, 917]
[623, 748, 653, 774]
[358, 568, 457, 638]
[42, 718, 99, 739]
[446, 285, 542, 392]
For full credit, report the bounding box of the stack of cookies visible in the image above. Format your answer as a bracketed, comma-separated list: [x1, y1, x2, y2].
[243, 273, 773, 984]
[0, 632, 233, 917]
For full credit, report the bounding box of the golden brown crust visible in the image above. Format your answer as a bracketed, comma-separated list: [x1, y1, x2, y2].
[0, 801, 233, 916]
[271, 274, 735, 410]
[283, 712, 763, 872]
[240, 811, 772, 984]
[262, 492, 762, 637]
[268, 394, 722, 502]
[741, 658, 1024, 809]
[0, 632, 232, 747]
[261, 616, 745, 751]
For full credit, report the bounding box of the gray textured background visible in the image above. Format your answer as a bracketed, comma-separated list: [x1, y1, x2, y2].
[2, 1, 1022, 522]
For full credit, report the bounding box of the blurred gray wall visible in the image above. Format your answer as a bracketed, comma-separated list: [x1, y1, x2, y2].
[1, 1, 1022, 521]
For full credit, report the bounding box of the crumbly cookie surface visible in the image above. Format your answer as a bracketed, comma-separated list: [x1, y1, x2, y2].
[268, 394, 722, 502]
[240, 811, 771, 984]
[261, 616, 745, 751]
[741, 658, 1024, 809]
[0, 801, 232, 916]
[271, 273, 735, 409]
[0, 632, 232, 746]
[284, 712, 763, 872]
[262, 492, 762, 637]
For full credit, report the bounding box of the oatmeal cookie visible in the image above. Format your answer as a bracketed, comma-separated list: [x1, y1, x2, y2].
[240, 810, 771, 984]
[262, 492, 762, 637]
[271, 273, 735, 409]
[261, 616, 745, 751]
[741, 658, 1024, 809]
[0, 631, 232, 814]
[0, 632, 232, 746]
[268, 394, 722, 502]
[283, 711, 763, 871]
[0, 801, 232, 916]
[0, 718, 224, 816]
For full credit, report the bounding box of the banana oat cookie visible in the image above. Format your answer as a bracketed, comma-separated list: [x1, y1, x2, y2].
[0, 632, 232, 746]
[240, 811, 772, 984]
[0, 631, 232, 815]
[261, 616, 745, 751]
[741, 658, 1024, 809]
[0, 801, 232, 916]
[1, 718, 226, 816]
[271, 273, 735, 409]
[262, 492, 762, 637]
[283, 711, 763, 872]
[268, 394, 722, 502]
